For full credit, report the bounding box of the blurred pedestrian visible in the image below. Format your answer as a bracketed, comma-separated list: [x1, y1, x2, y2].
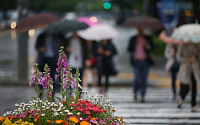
[97, 39, 118, 97]
[177, 42, 200, 112]
[66, 32, 90, 97]
[35, 32, 65, 101]
[82, 40, 99, 95]
[164, 44, 180, 100]
[127, 28, 154, 103]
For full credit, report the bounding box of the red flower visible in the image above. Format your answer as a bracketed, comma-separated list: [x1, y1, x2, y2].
[85, 111, 91, 115]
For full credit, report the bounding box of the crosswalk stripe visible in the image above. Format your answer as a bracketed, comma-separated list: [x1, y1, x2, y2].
[124, 119, 200, 124]
[105, 87, 200, 124]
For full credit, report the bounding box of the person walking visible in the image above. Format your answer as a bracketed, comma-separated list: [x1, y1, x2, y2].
[97, 39, 118, 97]
[127, 28, 154, 103]
[66, 32, 90, 96]
[82, 40, 99, 95]
[164, 44, 180, 100]
[35, 32, 64, 101]
[176, 42, 200, 112]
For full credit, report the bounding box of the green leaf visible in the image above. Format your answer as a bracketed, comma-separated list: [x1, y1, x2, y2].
[31, 96, 37, 100]
[56, 97, 62, 102]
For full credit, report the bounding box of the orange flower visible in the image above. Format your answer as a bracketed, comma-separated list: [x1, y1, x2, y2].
[87, 116, 92, 119]
[103, 109, 107, 112]
[80, 121, 89, 125]
[116, 116, 119, 122]
[91, 117, 95, 120]
[55, 119, 63, 124]
[13, 116, 16, 119]
[69, 117, 79, 123]
[47, 120, 51, 123]
[110, 107, 116, 112]
[120, 117, 123, 121]
[0, 117, 5, 122]
[64, 121, 68, 125]
[7, 116, 11, 120]
[37, 115, 41, 119]
[34, 118, 38, 122]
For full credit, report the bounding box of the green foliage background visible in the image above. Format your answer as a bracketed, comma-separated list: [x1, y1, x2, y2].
[151, 35, 166, 55]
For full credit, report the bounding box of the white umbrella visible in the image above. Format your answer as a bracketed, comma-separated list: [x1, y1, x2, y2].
[77, 24, 118, 41]
[171, 24, 200, 43]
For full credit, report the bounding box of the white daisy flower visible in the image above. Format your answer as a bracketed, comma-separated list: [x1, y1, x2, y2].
[64, 110, 69, 112]
[15, 103, 19, 107]
[68, 112, 73, 115]
[54, 112, 59, 116]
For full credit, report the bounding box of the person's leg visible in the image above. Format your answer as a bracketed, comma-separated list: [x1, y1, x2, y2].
[170, 67, 176, 96]
[82, 68, 89, 91]
[38, 57, 45, 99]
[191, 73, 197, 111]
[98, 74, 103, 94]
[178, 83, 189, 108]
[44, 57, 56, 101]
[91, 68, 98, 88]
[90, 68, 98, 95]
[180, 84, 190, 100]
[105, 73, 109, 94]
[47, 58, 56, 97]
[140, 61, 149, 100]
[133, 61, 140, 95]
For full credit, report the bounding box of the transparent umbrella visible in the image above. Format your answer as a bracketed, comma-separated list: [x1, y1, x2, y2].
[171, 23, 200, 43]
[77, 24, 118, 41]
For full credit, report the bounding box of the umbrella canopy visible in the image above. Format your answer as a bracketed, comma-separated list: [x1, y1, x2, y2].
[171, 24, 200, 43]
[77, 17, 100, 27]
[159, 30, 182, 45]
[45, 20, 89, 34]
[77, 24, 118, 41]
[123, 15, 164, 30]
[16, 13, 60, 32]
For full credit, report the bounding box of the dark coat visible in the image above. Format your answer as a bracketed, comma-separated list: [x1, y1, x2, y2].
[90, 41, 99, 58]
[97, 41, 118, 76]
[35, 33, 65, 70]
[127, 35, 154, 66]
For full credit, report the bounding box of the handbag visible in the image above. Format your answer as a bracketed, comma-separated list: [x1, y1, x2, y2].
[90, 57, 97, 66]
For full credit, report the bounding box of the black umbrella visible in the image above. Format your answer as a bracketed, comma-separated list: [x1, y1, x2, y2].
[45, 20, 89, 34]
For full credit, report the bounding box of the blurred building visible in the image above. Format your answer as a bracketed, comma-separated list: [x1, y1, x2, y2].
[148, 0, 199, 25]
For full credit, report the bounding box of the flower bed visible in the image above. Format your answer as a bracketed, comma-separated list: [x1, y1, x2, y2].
[0, 47, 128, 125]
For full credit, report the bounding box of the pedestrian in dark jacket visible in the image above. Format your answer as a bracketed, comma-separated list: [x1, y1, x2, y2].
[35, 32, 65, 101]
[127, 28, 154, 103]
[97, 39, 118, 97]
